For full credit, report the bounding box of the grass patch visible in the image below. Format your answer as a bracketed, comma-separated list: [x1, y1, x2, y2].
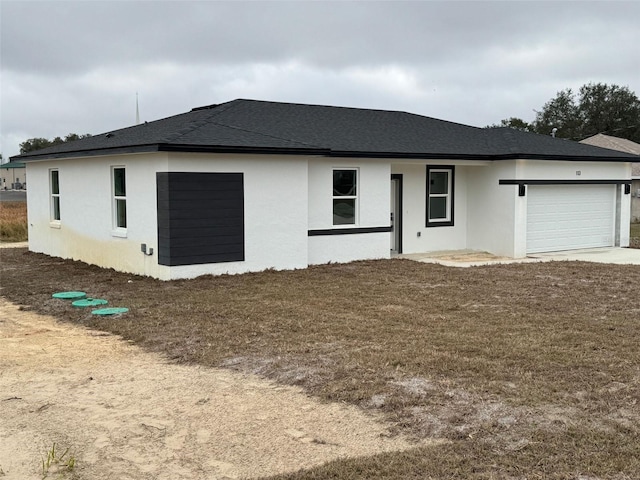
[41, 442, 76, 479]
[2, 250, 640, 478]
[0, 201, 27, 242]
[630, 222, 640, 249]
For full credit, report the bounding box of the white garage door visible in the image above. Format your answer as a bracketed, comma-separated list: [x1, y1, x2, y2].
[527, 185, 615, 254]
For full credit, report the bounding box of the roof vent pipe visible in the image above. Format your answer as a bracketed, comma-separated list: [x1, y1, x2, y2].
[551, 128, 558, 138]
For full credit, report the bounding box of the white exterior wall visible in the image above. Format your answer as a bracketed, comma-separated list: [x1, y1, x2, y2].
[390, 163, 470, 253]
[465, 161, 520, 256]
[27, 154, 170, 278]
[307, 158, 390, 265]
[26, 152, 632, 280]
[165, 153, 309, 279]
[517, 160, 630, 181]
[27, 153, 309, 280]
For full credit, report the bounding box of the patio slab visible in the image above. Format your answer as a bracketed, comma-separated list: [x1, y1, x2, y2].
[399, 247, 640, 268]
[397, 250, 542, 268]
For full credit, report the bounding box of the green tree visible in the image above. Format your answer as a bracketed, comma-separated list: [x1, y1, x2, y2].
[489, 83, 640, 142]
[532, 88, 582, 139]
[19, 133, 91, 154]
[486, 117, 532, 132]
[19, 137, 52, 153]
[576, 83, 640, 141]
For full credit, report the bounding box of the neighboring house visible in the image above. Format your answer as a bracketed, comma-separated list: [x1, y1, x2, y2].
[634, 163, 640, 223]
[0, 161, 27, 190]
[12, 99, 638, 280]
[580, 134, 640, 223]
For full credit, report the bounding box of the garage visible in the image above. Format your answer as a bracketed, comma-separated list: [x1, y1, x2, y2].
[526, 184, 616, 254]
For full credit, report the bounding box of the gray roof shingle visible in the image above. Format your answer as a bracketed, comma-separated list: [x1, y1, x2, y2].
[13, 99, 640, 162]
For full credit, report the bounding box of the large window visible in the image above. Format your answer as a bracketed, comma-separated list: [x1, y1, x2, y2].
[112, 167, 127, 230]
[333, 169, 357, 225]
[426, 166, 454, 227]
[50, 169, 60, 221]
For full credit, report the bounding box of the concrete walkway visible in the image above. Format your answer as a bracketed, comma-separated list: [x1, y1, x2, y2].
[399, 247, 640, 268]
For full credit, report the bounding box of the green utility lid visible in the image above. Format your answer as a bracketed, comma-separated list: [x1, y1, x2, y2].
[91, 307, 129, 316]
[72, 298, 108, 308]
[52, 291, 87, 300]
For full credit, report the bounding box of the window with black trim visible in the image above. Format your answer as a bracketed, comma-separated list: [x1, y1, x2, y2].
[333, 169, 357, 225]
[426, 166, 454, 227]
[112, 167, 127, 230]
[50, 169, 60, 221]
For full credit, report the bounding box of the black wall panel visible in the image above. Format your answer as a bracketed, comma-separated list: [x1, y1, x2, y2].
[157, 172, 245, 266]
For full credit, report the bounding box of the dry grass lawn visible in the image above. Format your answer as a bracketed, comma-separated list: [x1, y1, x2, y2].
[1, 249, 640, 479]
[631, 223, 640, 249]
[0, 201, 28, 242]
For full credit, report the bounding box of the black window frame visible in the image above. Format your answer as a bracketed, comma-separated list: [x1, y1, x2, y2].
[332, 168, 358, 226]
[50, 169, 60, 222]
[426, 165, 455, 227]
[112, 166, 127, 230]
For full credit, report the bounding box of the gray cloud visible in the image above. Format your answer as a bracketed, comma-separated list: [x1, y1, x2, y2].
[2, 1, 639, 158]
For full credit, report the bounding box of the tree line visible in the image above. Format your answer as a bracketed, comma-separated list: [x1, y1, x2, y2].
[487, 83, 640, 143]
[19, 133, 92, 154]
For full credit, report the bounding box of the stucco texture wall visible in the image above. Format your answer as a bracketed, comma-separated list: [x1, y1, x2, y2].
[391, 162, 472, 254]
[164, 153, 309, 279]
[307, 158, 391, 265]
[27, 154, 170, 278]
[26, 153, 310, 280]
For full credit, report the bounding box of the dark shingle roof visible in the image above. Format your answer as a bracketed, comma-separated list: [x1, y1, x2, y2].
[13, 99, 640, 162]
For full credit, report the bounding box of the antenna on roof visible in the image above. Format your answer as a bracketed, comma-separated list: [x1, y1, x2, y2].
[136, 92, 140, 125]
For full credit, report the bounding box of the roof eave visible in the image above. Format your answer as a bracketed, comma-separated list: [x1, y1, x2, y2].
[157, 143, 330, 156]
[13, 144, 161, 162]
[13, 143, 330, 162]
[12, 144, 638, 163]
[328, 151, 637, 162]
[493, 153, 638, 162]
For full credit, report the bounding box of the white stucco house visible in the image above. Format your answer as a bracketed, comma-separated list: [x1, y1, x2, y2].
[580, 133, 640, 223]
[12, 99, 638, 280]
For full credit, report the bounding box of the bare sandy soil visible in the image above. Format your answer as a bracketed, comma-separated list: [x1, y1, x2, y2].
[0, 300, 419, 480]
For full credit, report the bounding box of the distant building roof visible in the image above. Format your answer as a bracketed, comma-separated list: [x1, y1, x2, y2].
[580, 133, 640, 155]
[580, 133, 640, 177]
[0, 161, 26, 169]
[13, 99, 640, 163]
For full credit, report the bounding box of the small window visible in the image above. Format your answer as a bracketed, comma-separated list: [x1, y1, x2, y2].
[426, 166, 454, 227]
[112, 167, 127, 229]
[50, 170, 60, 221]
[333, 169, 357, 225]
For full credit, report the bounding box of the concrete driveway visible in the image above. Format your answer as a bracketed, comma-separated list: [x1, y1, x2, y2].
[529, 247, 640, 265]
[400, 247, 640, 267]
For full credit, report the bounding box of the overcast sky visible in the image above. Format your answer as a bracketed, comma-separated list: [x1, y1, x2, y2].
[2, 0, 639, 159]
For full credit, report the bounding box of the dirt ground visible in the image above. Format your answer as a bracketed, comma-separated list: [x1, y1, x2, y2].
[0, 299, 421, 480]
